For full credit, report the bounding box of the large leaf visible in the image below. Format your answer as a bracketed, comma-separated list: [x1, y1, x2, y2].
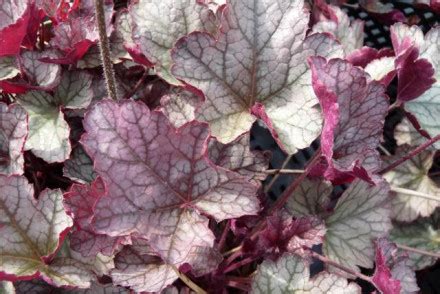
[308, 57, 388, 183]
[0, 175, 93, 287]
[172, 0, 343, 153]
[130, 0, 217, 85]
[390, 210, 440, 270]
[252, 254, 360, 293]
[208, 132, 269, 184]
[81, 100, 256, 270]
[19, 50, 61, 89]
[383, 148, 440, 222]
[391, 24, 440, 140]
[0, 103, 28, 175]
[63, 178, 129, 257]
[324, 179, 392, 274]
[110, 246, 178, 293]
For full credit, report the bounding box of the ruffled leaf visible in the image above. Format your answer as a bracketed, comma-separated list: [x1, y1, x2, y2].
[81, 100, 257, 271]
[324, 179, 392, 274]
[383, 148, 440, 222]
[208, 132, 269, 184]
[110, 246, 178, 293]
[252, 254, 360, 293]
[0, 103, 28, 175]
[309, 57, 388, 183]
[130, 0, 217, 85]
[172, 0, 343, 153]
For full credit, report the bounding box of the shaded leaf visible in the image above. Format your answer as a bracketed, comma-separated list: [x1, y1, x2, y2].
[0, 56, 19, 80]
[172, 0, 343, 153]
[130, 0, 217, 84]
[383, 148, 440, 221]
[0, 103, 28, 175]
[252, 254, 360, 293]
[324, 179, 392, 274]
[54, 71, 93, 109]
[394, 118, 439, 149]
[63, 145, 97, 184]
[19, 50, 61, 89]
[81, 100, 255, 270]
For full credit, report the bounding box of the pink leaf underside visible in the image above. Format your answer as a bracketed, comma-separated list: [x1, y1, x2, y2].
[0, 0, 30, 56]
[208, 132, 269, 185]
[372, 238, 419, 294]
[308, 56, 388, 184]
[347, 47, 394, 68]
[256, 211, 326, 257]
[63, 177, 128, 257]
[172, 0, 343, 154]
[0, 103, 28, 175]
[390, 24, 436, 102]
[81, 99, 258, 270]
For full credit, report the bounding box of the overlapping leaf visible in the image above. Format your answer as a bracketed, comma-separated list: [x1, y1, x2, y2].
[0, 103, 28, 175]
[0, 57, 19, 80]
[17, 71, 93, 163]
[372, 238, 419, 294]
[312, 3, 364, 54]
[0, 0, 31, 56]
[110, 246, 178, 293]
[172, 0, 343, 153]
[82, 100, 257, 271]
[252, 254, 360, 293]
[0, 175, 93, 288]
[324, 179, 392, 274]
[208, 132, 269, 184]
[383, 148, 440, 222]
[19, 50, 61, 89]
[63, 145, 97, 184]
[309, 57, 388, 183]
[63, 177, 130, 257]
[160, 87, 202, 128]
[394, 117, 440, 149]
[130, 0, 218, 85]
[390, 209, 440, 270]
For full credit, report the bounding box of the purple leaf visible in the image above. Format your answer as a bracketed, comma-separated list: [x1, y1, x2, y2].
[0, 0, 31, 56]
[0, 103, 28, 175]
[308, 57, 388, 183]
[81, 99, 257, 271]
[172, 0, 343, 154]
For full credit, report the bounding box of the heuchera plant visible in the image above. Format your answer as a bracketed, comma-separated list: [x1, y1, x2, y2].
[1, 0, 440, 293]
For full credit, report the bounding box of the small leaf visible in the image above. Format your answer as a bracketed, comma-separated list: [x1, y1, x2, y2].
[383, 148, 440, 221]
[63, 145, 97, 184]
[82, 100, 256, 271]
[111, 10, 134, 63]
[172, 0, 343, 153]
[110, 246, 178, 293]
[208, 132, 269, 184]
[160, 87, 202, 128]
[324, 179, 392, 274]
[0, 281, 14, 294]
[0, 175, 93, 287]
[252, 254, 360, 293]
[390, 209, 440, 270]
[312, 3, 364, 54]
[308, 57, 388, 183]
[130, 0, 217, 84]
[17, 91, 71, 163]
[0, 56, 19, 80]
[394, 118, 439, 149]
[19, 50, 61, 89]
[0, 103, 28, 175]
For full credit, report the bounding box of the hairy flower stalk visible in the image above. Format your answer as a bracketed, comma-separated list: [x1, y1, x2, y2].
[94, 0, 118, 100]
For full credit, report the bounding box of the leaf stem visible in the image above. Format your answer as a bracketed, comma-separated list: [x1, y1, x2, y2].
[396, 243, 440, 259]
[390, 186, 440, 202]
[223, 245, 242, 257]
[123, 69, 150, 99]
[309, 251, 373, 283]
[218, 220, 231, 252]
[171, 265, 207, 294]
[224, 256, 257, 273]
[263, 169, 305, 174]
[379, 134, 440, 174]
[264, 154, 293, 193]
[94, 0, 118, 100]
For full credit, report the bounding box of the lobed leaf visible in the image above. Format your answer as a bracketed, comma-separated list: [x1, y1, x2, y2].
[172, 0, 343, 153]
[130, 0, 218, 85]
[252, 254, 360, 293]
[324, 179, 392, 274]
[383, 148, 440, 222]
[63, 145, 97, 184]
[19, 50, 61, 89]
[0, 103, 28, 175]
[160, 87, 202, 128]
[81, 99, 257, 271]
